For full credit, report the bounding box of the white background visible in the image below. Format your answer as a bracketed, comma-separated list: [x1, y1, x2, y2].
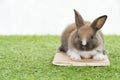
[0, 0, 120, 35]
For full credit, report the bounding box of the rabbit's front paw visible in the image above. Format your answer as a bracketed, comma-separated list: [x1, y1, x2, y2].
[67, 50, 81, 61]
[93, 54, 106, 60]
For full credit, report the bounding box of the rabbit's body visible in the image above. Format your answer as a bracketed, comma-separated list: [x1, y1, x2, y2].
[60, 22, 104, 59]
[59, 10, 107, 60]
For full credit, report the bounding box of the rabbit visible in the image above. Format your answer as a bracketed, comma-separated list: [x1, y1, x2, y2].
[58, 9, 107, 61]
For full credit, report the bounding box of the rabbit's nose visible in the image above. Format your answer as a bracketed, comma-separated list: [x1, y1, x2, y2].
[81, 37, 87, 46]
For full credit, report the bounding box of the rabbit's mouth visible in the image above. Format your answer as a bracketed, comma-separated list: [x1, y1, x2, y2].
[80, 44, 88, 51]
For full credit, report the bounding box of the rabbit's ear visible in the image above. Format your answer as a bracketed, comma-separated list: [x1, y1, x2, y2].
[74, 9, 84, 28]
[91, 15, 107, 31]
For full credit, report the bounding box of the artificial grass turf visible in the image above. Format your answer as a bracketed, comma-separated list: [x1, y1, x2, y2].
[0, 35, 120, 80]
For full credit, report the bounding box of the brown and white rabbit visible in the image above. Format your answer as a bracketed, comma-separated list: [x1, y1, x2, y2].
[59, 9, 107, 61]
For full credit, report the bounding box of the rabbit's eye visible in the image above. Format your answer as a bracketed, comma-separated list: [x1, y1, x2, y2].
[77, 35, 79, 38]
[91, 36, 94, 39]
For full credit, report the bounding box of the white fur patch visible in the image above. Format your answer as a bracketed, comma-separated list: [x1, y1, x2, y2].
[67, 49, 81, 60]
[82, 37, 87, 45]
[67, 48, 103, 59]
[93, 54, 106, 60]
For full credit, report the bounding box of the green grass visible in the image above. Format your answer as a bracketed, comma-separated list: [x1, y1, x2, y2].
[0, 35, 120, 80]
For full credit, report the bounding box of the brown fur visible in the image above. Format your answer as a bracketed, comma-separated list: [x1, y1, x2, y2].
[59, 23, 76, 52]
[59, 10, 107, 53]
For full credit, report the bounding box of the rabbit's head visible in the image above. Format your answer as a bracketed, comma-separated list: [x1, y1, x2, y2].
[74, 9, 107, 47]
